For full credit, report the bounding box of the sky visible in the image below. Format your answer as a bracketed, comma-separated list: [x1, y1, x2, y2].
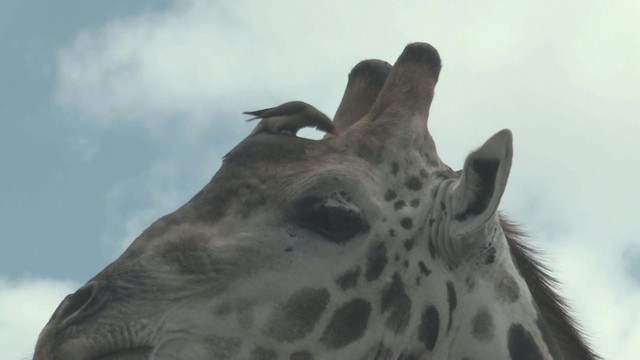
[0, 0, 638, 359]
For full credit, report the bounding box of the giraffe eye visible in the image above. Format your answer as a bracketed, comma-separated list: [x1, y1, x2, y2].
[294, 195, 368, 244]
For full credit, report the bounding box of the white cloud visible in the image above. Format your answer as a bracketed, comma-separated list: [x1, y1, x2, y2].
[54, 1, 634, 129]
[548, 235, 640, 358]
[0, 277, 78, 360]
[51, 0, 640, 358]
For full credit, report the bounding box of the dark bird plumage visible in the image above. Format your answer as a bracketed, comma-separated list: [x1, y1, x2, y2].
[243, 101, 339, 137]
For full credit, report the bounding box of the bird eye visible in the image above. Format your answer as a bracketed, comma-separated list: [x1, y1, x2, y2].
[293, 194, 368, 244]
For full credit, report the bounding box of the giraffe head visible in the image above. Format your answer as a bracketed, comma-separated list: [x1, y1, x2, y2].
[34, 43, 597, 360]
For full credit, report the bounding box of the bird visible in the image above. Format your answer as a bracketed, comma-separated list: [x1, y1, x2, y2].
[243, 101, 340, 137]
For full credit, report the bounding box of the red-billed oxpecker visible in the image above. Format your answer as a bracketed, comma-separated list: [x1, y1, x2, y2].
[244, 101, 340, 137]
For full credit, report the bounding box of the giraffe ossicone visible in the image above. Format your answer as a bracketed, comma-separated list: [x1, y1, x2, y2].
[34, 42, 599, 360]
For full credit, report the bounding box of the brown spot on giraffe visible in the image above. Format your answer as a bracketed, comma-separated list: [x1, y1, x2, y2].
[263, 288, 330, 342]
[320, 298, 372, 349]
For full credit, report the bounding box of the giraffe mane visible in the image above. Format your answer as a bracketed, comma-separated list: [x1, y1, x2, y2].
[501, 216, 600, 360]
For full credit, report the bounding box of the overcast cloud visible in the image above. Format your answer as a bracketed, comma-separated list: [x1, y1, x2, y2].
[0, 278, 78, 360]
[1, 0, 638, 358]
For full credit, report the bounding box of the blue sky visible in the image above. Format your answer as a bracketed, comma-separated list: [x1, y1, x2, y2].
[1, 1, 639, 359]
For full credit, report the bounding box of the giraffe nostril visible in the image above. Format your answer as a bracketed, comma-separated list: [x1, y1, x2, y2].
[53, 281, 106, 328]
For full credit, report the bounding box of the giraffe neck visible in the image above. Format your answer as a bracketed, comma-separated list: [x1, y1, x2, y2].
[414, 229, 556, 360]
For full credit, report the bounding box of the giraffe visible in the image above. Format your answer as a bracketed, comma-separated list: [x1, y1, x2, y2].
[34, 43, 599, 360]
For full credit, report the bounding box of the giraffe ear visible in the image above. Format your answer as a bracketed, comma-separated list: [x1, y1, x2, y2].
[450, 130, 513, 237]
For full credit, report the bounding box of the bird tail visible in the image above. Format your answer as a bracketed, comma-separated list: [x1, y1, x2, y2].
[243, 109, 268, 121]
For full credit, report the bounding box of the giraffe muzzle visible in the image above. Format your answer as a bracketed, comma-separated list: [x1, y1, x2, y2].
[33, 280, 157, 360]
